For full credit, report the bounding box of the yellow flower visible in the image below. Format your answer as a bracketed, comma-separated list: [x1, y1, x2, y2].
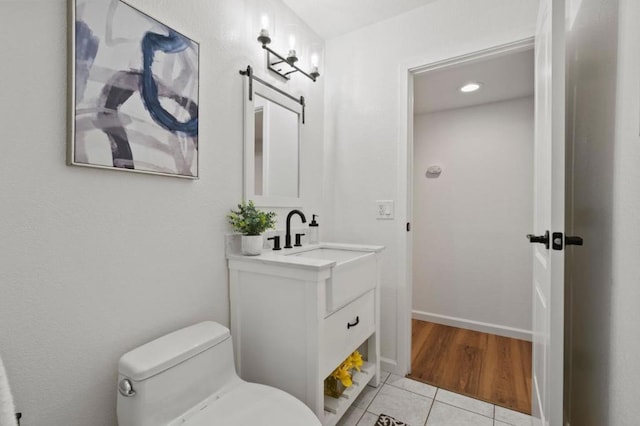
[335, 366, 352, 387]
[328, 350, 364, 389]
[350, 351, 363, 371]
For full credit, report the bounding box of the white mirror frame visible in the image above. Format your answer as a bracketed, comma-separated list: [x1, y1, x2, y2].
[243, 77, 303, 207]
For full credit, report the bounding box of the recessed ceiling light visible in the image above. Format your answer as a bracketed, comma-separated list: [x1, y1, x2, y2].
[459, 82, 482, 93]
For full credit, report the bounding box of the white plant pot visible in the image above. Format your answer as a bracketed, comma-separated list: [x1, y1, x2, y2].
[241, 235, 263, 256]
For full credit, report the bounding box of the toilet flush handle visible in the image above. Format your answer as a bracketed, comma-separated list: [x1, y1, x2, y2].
[119, 379, 136, 397]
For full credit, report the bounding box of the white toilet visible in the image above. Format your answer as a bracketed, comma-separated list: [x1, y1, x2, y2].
[116, 321, 321, 426]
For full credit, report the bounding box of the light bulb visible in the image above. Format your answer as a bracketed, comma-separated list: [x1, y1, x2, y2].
[260, 14, 269, 31]
[311, 53, 319, 67]
[289, 34, 296, 50]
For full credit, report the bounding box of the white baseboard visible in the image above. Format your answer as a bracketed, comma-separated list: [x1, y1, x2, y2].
[380, 357, 402, 376]
[412, 310, 532, 341]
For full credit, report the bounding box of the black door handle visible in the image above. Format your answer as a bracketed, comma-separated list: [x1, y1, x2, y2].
[552, 232, 585, 250]
[347, 316, 360, 329]
[551, 232, 585, 250]
[565, 236, 584, 246]
[527, 231, 550, 249]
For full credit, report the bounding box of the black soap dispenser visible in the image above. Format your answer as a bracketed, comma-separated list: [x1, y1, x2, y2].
[308, 214, 320, 244]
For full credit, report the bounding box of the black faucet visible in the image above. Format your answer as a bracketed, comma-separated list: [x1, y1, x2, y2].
[284, 209, 306, 249]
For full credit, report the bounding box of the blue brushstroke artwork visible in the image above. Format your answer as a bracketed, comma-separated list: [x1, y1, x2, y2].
[141, 30, 198, 136]
[72, 0, 199, 178]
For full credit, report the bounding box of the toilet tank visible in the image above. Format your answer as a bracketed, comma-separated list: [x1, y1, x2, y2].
[117, 321, 240, 426]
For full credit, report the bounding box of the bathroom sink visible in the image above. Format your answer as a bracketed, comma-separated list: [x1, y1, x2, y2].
[288, 247, 371, 264]
[227, 242, 384, 312]
[288, 245, 381, 311]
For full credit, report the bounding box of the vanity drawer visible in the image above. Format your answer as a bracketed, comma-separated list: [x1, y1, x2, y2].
[321, 290, 375, 377]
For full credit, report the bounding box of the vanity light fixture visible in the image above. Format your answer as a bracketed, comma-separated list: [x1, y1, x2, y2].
[256, 24, 320, 82]
[286, 49, 298, 65]
[459, 82, 483, 93]
[287, 34, 298, 64]
[257, 14, 272, 45]
[310, 53, 320, 79]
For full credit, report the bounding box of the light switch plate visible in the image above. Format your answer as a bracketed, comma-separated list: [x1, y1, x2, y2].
[376, 200, 394, 220]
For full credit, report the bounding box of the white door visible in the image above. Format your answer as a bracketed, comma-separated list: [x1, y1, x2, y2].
[531, 0, 566, 425]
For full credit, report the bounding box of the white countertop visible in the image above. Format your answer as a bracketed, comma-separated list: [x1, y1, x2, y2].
[226, 241, 384, 271]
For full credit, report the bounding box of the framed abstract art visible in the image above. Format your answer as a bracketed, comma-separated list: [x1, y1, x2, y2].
[69, 0, 199, 178]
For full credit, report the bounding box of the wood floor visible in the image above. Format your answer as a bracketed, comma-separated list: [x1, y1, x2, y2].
[408, 319, 532, 415]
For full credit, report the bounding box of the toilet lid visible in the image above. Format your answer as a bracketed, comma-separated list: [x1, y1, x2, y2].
[179, 382, 321, 426]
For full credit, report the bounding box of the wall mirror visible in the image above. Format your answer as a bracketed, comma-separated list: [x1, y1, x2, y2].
[243, 70, 303, 207]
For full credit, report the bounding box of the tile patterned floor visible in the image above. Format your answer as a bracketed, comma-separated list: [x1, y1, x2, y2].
[336, 372, 533, 426]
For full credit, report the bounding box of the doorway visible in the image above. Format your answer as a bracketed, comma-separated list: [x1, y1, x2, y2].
[396, 38, 536, 415]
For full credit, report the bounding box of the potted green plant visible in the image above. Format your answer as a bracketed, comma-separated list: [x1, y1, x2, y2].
[228, 201, 277, 255]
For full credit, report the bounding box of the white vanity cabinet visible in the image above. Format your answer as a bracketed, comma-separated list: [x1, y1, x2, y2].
[228, 243, 383, 426]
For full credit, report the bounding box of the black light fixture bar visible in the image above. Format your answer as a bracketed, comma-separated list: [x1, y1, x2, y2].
[262, 45, 318, 82]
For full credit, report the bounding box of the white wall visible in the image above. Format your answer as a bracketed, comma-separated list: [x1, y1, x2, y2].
[566, 0, 640, 423]
[0, 1, 323, 425]
[412, 97, 533, 338]
[324, 0, 539, 372]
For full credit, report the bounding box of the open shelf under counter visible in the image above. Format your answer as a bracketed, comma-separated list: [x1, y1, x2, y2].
[322, 362, 377, 426]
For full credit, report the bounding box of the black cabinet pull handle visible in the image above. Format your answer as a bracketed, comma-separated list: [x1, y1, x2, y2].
[347, 316, 360, 329]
